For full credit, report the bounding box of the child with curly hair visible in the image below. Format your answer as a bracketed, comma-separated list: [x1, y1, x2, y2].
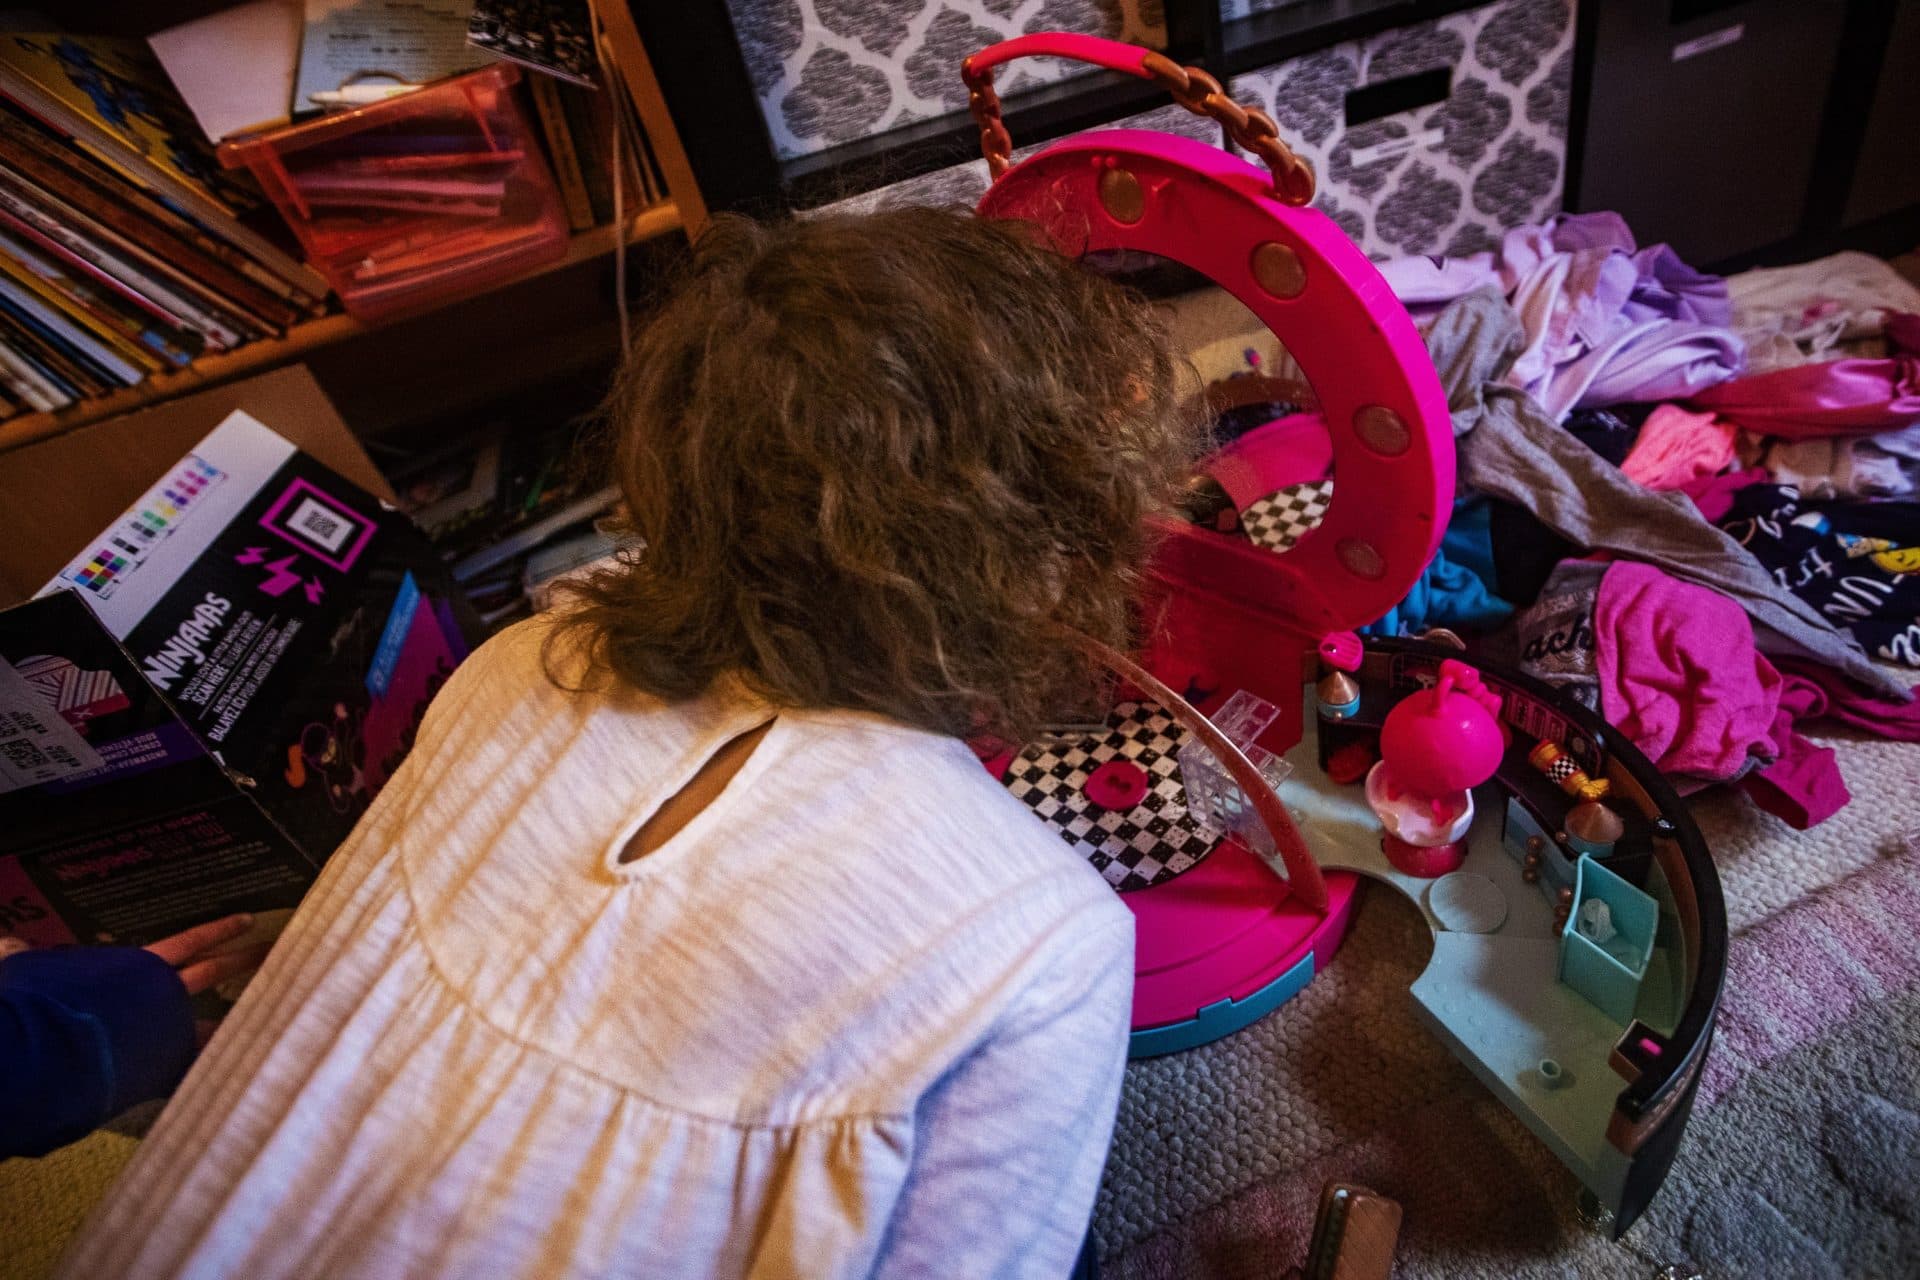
[60, 207, 1198, 1279]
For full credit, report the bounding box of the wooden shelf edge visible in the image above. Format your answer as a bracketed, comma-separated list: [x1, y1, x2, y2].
[0, 201, 681, 455]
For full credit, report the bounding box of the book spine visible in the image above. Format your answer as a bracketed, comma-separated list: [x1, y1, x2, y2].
[0, 272, 143, 384]
[0, 203, 198, 338]
[0, 237, 171, 374]
[556, 83, 613, 226]
[0, 164, 290, 336]
[0, 301, 108, 396]
[0, 126, 302, 328]
[529, 76, 594, 232]
[0, 74, 328, 298]
[0, 332, 71, 409]
[0, 182, 247, 349]
[598, 30, 664, 208]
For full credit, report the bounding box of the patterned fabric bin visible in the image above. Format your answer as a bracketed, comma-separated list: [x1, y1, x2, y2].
[722, 0, 1166, 161]
[1230, 0, 1574, 259]
[808, 0, 1573, 261]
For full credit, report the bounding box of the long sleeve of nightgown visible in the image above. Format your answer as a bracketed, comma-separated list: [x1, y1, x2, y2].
[871, 917, 1135, 1280]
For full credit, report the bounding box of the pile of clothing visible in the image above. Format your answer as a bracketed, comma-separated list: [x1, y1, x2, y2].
[1366, 214, 1920, 828]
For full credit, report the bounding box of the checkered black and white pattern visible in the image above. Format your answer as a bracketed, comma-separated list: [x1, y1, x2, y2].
[1001, 701, 1218, 892]
[1240, 479, 1333, 554]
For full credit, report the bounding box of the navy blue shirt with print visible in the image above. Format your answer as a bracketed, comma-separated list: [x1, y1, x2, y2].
[1718, 484, 1920, 667]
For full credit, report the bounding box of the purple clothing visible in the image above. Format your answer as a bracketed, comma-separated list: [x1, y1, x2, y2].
[1379, 212, 1743, 421]
[1690, 356, 1920, 437]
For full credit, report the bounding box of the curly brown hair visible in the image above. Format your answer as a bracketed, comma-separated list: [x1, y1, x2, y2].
[550, 206, 1197, 740]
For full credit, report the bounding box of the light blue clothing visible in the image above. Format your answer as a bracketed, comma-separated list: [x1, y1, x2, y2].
[1361, 496, 1514, 637]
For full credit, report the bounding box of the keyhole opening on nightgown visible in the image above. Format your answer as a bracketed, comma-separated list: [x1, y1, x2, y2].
[618, 719, 776, 863]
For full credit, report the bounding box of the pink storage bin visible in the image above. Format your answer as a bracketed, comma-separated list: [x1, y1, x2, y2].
[219, 65, 568, 320]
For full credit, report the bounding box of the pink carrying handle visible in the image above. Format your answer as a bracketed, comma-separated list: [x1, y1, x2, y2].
[962, 31, 1157, 80]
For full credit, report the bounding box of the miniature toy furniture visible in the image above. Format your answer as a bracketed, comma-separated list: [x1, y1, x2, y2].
[966, 35, 1727, 1238]
[1560, 854, 1660, 1024]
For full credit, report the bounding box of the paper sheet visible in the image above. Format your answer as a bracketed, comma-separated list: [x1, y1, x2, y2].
[294, 0, 494, 111]
[150, 0, 303, 142]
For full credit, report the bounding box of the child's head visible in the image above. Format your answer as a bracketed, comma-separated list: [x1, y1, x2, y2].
[556, 205, 1197, 740]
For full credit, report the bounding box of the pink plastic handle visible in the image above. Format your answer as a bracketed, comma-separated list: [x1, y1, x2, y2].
[961, 31, 1158, 82]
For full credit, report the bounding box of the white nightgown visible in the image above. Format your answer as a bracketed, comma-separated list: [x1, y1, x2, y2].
[56, 617, 1134, 1278]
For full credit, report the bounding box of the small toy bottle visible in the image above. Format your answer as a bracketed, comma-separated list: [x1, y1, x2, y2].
[1315, 670, 1360, 721]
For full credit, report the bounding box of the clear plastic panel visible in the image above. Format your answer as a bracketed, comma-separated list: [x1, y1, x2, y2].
[1177, 690, 1294, 869]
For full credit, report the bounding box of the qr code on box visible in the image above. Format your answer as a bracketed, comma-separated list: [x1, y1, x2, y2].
[259, 478, 375, 572]
[289, 497, 351, 552]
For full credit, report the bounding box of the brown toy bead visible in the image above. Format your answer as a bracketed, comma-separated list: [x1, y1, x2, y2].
[1526, 835, 1545, 854]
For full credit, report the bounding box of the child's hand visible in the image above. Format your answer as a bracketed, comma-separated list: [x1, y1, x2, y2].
[144, 914, 269, 996]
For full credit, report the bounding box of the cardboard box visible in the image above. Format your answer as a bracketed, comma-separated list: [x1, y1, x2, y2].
[0, 368, 475, 946]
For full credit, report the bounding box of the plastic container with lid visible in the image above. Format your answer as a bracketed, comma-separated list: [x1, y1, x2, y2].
[219, 65, 569, 320]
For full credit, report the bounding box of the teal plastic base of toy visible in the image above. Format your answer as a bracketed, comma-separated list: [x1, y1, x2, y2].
[1127, 949, 1317, 1059]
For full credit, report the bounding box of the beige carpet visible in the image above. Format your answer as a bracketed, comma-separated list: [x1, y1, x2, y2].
[0, 1129, 138, 1280]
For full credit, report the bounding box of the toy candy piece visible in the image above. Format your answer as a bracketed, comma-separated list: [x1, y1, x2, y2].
[1315, 670, 1360, 720]
[1086, 759, 1150, 810]
[1325, 740, 1375, 785]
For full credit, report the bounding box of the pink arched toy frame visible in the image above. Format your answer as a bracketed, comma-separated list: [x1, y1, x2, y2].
[967, 33, 1455, 1044]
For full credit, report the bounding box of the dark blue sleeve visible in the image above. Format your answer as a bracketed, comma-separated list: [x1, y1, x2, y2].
[0, 947, 196, 1159]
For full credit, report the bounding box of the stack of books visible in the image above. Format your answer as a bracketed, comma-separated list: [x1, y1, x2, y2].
[0, 33, 326, 419]
[525, 59, 667, 233]
[388, 410, 623, 629]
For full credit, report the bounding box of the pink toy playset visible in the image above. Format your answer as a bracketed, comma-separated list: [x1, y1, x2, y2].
[962, 34, 1728, 1238]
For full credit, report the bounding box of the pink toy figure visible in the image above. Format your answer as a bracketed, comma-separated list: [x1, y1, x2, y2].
[1365, 659, 1504, 877]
